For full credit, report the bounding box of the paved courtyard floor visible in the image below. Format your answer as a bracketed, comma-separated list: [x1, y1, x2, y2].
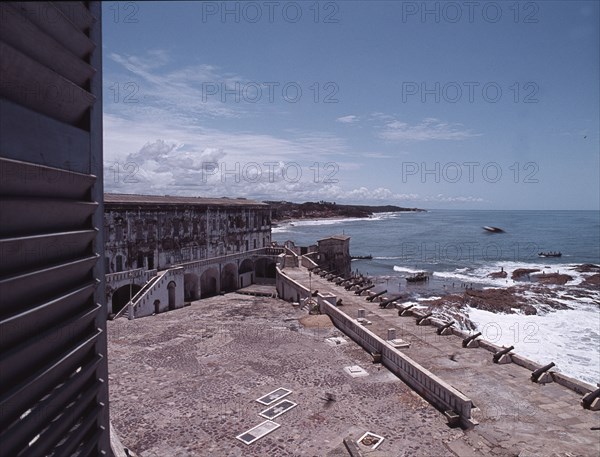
[109, 294, 483, 456]
[108, 282, 599, 456]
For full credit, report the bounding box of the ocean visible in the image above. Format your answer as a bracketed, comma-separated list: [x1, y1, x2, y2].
[273, 209, 600, 385]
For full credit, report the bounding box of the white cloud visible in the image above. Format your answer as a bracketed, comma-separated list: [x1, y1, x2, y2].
[378, 118, 481, 142]
[422, 194, 484, 203]
[336, 115, 359, 124]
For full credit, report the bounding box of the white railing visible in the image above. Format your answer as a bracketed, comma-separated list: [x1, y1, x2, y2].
[112, 270, 166, 319]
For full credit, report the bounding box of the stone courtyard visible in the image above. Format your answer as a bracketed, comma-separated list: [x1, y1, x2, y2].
[108, 294, 472, 456]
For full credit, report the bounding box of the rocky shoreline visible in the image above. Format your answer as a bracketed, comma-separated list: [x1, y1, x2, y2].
[266, 200, 424, 222]
[424, 264, 600, 327]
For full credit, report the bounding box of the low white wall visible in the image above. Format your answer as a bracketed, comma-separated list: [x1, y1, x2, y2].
[447, 326, 596, 395]
[301, 255, 318, 269]
[321, 301, 475, 428]
[276, 266, 310, 302]
[239, 271, 253, 288]
[131, 267, 185, 318]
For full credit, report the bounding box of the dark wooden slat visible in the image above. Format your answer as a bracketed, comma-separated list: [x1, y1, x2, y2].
[45, 399, 102, 457]
[9, 2, 95, 58]
[53, 1, 96, 31]
[0, 41, 95, 125]
[0, 230, 96, 275]
[0, 3, 95, 87]
[0, 282, 96, 346]
[0, 157, 95, 200]
[0, 255, 98, 311]
[0, 199, 98, 237]
[0, 329, 101, 430]
[0, 101, 91, 173]
[20, 377, 100, 456]
[0, 354, 101, 456]
[0, 306, 100, 391]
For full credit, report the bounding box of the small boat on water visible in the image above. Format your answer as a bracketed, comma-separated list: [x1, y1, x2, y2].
[406, 272, 429, 283]
[538, 252, 562, 258]
[483, 226, 505, 233]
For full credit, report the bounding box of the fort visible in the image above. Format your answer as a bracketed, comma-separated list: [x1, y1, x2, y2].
[104, 193, 275, 316]
[107, 222, 600, 455]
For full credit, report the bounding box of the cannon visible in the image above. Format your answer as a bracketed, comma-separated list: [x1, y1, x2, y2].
[493, 345, 515, 364]
[416, 312, 433, 325]
[379, 295, 403, 309]
[531, 362, 555, 383]
[355, 284, 375, 295]
[462, 332, 482, 348]
[436, 320, 455, 335]
[345, 281, 363, 290]
[581, 388, 600, 410]
[366, 289, 387, 302]
[398, 304, 415, 316]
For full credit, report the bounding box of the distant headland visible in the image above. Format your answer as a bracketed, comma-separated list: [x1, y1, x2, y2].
[265, 200, 425, 222]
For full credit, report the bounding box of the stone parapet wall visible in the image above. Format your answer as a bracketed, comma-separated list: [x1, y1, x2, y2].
[276, 266, 310, 302]
[320, 301, 475, 428]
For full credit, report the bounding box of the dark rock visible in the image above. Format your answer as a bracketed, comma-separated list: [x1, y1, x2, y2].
[512, 268, 540, 280]
[532, 272, 573, 285]
[571, 264, 600, 273]
[488, 270, 508, 279]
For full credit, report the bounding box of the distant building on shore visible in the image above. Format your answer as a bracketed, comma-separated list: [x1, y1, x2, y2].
[104, 193, 272, 273]
[317, 235, 351, 278]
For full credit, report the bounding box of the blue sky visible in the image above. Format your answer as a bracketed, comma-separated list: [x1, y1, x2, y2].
[102, 1, 599, 210]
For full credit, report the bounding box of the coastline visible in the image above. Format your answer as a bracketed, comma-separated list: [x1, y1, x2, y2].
[272, 209, 423, 227]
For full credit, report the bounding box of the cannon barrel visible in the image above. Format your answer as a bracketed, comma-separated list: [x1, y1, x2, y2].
[493, 345, 515, 363]
[582, 388, 600, 409]
[345, 280, 366, 290]
[462, 332, 482, 347]
[379, 295, 403, 308]
[398, 304, 416, 315]
[531, 362, 555, 382]
[436, 320, 455, 335]
[366, 289, 387, 302]
[355, 284, 375, 295]
[416, 312, 433, 325]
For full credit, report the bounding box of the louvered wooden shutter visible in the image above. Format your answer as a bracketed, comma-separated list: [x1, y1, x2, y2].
[0, 2, 110, 455]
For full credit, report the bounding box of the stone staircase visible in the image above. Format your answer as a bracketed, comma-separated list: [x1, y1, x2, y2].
[112, 270, 166, 319]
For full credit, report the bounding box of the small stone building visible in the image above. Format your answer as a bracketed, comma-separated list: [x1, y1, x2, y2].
[317, 235, 351, 278]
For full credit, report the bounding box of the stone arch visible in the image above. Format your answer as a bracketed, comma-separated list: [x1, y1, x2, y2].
[200, 267, 219, 298]
[111, 283, 142, 314]
[255, 258, 277, 279]
[184, 273, 200, 301]
[221, 263, 238, 292]
[239, 259, 254, 274]
[167, 281, 177, 310]
[238, 258, 254, 288]
[154, 299, 161, 314]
